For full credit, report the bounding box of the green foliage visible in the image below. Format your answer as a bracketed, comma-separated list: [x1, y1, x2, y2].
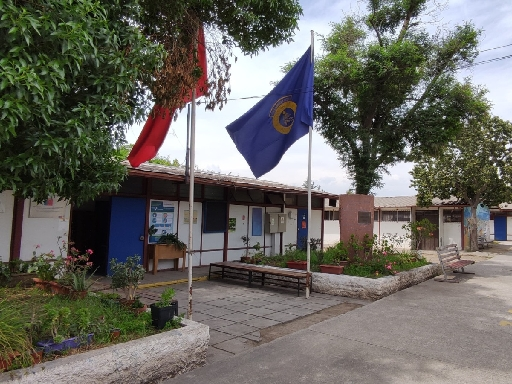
[314, 0, 485, 194]
[157, 233, 186, 250]
[0, 0, 164, 204]
[344, 252, 428, 278]
[0, 298, 33, 365]
[402, 219, 437, 251]
[110, 255, 146, 300]
[322, 242, 349, 265]
[155, 288, 176, 308]
[411, 115, 512, 250]
[1, 0, 302, 203]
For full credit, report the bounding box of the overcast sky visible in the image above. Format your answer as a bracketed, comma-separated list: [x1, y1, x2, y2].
[126, 0, 512, 197]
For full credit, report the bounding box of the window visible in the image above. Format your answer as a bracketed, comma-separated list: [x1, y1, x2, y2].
[118, 176, 145, 195]
[397, 210, 411, 221]
[443, 210, 462, 223]
[374, 210, 379, 222]
[204, 185, 225, 200]
[266, 193, 285, 205]
[203, 201, 227, 233]
[324, 211, 339, 221]
[179, 183, 202, 199]
[381, 211, 397, 222]
[230, 189, 252, 202]
[151, 179, 177, 197]
[284, 194, 297, 206]
[248, 189, 264, 203]
[381, 210, 410, 222]
[358, 211, 371, 224]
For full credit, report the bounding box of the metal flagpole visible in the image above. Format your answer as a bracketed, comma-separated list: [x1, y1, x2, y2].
[187, 89, 196, 320]
[187, 27, 200, 320]
[306, 30, 314, 299]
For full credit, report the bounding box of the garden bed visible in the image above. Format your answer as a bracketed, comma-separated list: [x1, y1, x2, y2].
[0, 318, 209, 384]
[312, 263, 442, 301]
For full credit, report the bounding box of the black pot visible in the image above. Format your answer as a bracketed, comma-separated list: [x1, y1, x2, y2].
[150, 302, 177, 329]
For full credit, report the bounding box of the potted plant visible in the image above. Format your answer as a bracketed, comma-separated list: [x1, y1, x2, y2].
[152, 233, 187, 273]
[61, 247, 97, 298]
[150, 287, 177, 329]
[284, 247, 308, 270]
[110, 255, 146, 301]
[320, 242, 349, 274]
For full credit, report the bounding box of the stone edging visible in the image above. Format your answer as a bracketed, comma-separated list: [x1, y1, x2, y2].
[312, 264, 442, 301]
[0, 319, 209, 384]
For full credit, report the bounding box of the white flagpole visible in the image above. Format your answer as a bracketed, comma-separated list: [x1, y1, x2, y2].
[187, 27, 200, 320]
[187, 89, 196, 320]
[306, 30, 314, 299]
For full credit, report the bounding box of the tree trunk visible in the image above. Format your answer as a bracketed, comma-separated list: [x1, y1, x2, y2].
[468, 205, 478, 252]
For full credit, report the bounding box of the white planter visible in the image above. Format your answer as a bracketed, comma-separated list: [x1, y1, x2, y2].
[1, 319, 209, 384]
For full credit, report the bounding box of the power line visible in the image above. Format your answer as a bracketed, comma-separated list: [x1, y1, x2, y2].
[479, 43, 512, 53]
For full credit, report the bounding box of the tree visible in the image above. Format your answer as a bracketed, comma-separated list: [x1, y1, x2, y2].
[301, 180, 322, 191]
[314, 0, 486, 195]
[410, 115, 512, 251]
[0, 0, 302, 204]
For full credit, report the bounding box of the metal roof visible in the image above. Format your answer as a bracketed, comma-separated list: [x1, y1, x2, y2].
[126, 161, 337, 198]
[374, 196, 466, 208]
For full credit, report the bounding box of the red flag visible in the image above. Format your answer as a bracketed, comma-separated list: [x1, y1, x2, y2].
[128, 26, 207, 167]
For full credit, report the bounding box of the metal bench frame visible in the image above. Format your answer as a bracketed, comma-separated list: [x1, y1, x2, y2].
[436, 243, 475, 283]
[208, 262, 311, 296]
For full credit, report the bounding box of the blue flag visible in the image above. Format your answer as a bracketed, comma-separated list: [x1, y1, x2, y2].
[226, 47, 313, 178]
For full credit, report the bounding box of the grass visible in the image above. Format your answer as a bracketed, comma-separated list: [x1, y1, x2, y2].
[0, 286, 182, 372]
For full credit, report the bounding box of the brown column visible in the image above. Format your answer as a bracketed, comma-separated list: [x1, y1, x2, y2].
[10, 197, 25, 261]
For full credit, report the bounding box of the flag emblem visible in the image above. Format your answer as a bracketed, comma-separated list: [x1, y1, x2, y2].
[270, 96, 296, 134]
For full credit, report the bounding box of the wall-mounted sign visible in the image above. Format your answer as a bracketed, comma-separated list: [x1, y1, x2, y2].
[149, 200, 175, 243]
[184, 210, 198, 224]
[29, 198, 67, 219]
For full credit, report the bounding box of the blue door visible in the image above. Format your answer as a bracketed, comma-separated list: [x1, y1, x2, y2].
[494, 216, 507, 241]
[297, 208, 308, 250]
[107, 197, 146, 275]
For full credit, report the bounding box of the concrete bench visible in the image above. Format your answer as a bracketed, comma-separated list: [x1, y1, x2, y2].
[208, 261, 311, 296]
[436, 244, 475, 282]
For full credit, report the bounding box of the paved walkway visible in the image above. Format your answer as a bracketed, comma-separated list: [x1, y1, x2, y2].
[95, 266, 369, 363]
[165, 247, 512, 383]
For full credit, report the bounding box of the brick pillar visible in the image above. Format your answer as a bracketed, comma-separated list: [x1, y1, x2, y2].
[339, 194, 374, 258]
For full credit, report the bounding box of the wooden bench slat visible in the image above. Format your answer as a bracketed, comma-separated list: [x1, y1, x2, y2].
[436, 244, 475, 282]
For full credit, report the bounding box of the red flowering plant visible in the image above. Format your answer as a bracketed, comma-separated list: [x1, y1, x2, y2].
[61, 244, 97, 292]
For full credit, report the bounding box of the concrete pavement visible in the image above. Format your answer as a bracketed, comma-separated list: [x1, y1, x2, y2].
[167, 252, 512, 383]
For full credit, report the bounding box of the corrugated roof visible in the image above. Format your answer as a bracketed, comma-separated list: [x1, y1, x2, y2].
[125, 161, 337, 198]
[374, 196, 417, 208]
[375, 196, 466, 208]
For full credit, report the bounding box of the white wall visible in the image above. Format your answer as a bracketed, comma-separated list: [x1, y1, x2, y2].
[20, 199, 71, 261]
[265, 207, 282, 255]
[227, 204, 249, 261]
[283, 208, 297, 248]
[377, 222, 410, 249]
[443, 222, 462, 247]
[507, 217, 512, 241]
[323, 220, 340, 248]
[0, 191, 15, 261]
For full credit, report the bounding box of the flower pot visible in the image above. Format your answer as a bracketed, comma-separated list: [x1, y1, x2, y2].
[6, 273, 37, 288]
[110, 328, 121, 342]
[286, 261, 307, 270]
[32, 278, 50, 291]
[31, 349, 43, 365]
[319, 264, 345, 274]
[49, 281, 71, 296]
[131, 304, 148, 316]
[150, 304, 175, 330]
[37, 334, 94, 353]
